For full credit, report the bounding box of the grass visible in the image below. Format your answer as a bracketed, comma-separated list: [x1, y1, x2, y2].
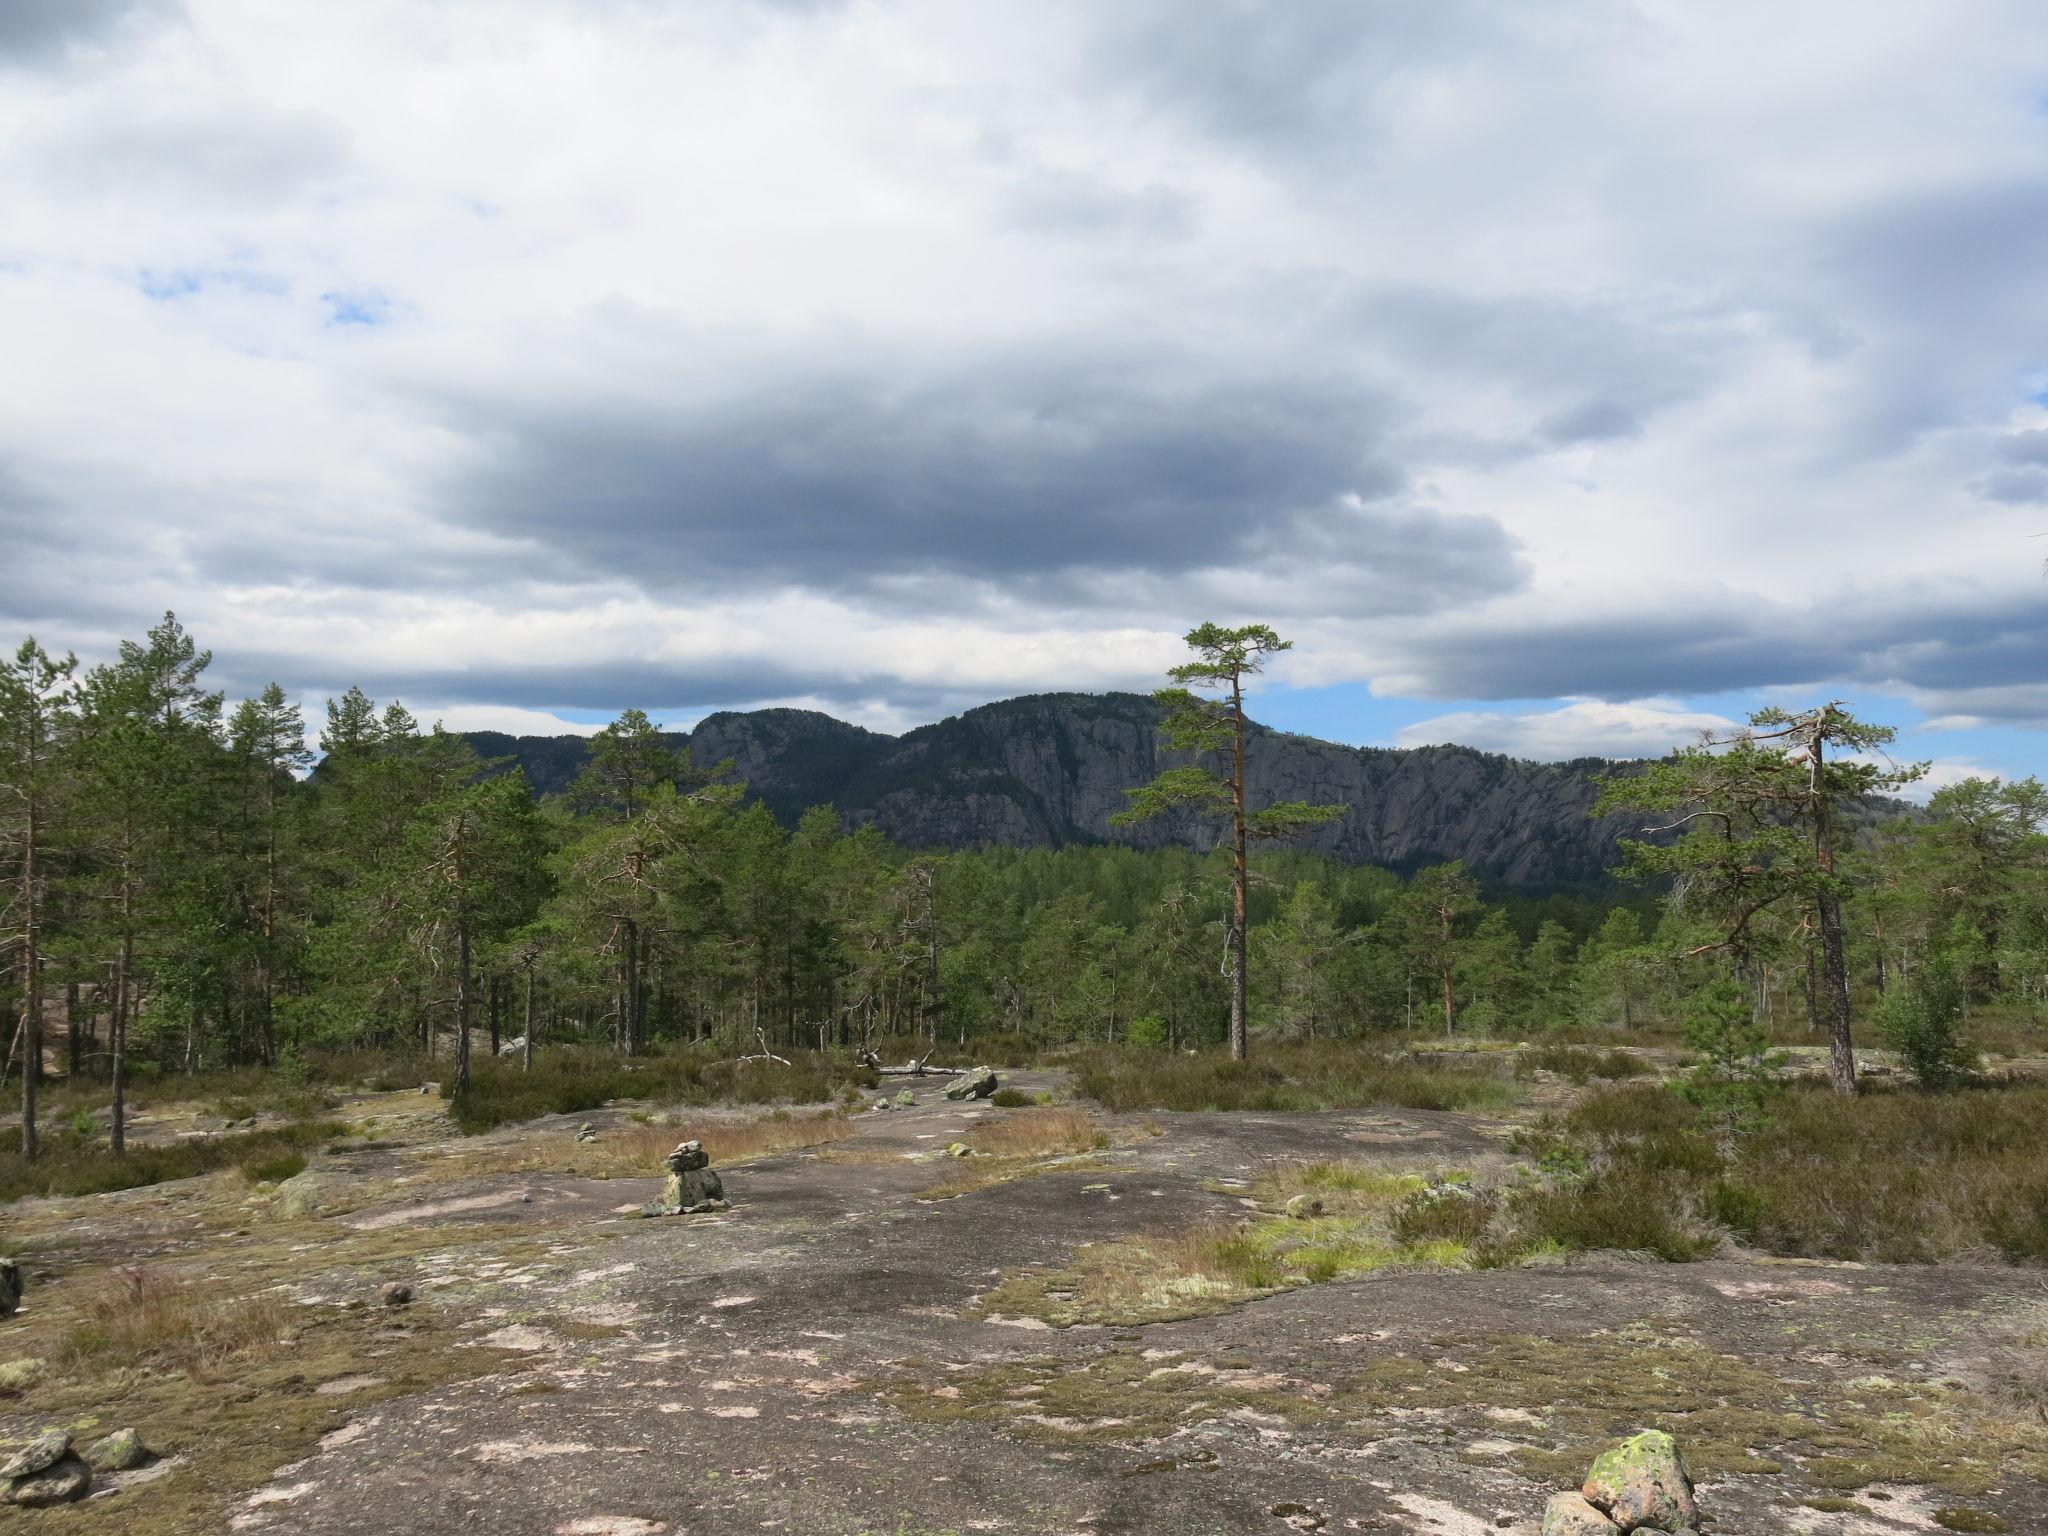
[871, 1318, 2048, 1497]
[1070, 1043, 1520, 1114]
[1517, 1078, 2048, 1264]
[922, 1109, 1112, 1198]
[61, 1264, 294, 1376]
[0, 1261, 531, 1536]
[427, 1107, 857, 1184]
[445, 1045, 879, 1132]
[977, 1159, 1514, 1324]
[0, 1118, 346, 1204]
[1515, 1044, 1652, 1084]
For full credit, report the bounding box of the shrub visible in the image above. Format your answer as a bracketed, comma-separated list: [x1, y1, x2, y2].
[1677, 978, 1780, 1136]
[1124, 1014, 1169, 1049]
[1071, 1043, 1519, 1114]
[987, 1087, 1036, 1107]
[1533, 1078, 2048, 1264]
[1874, 959, 1977, 1090]
[1517, 1045, 1649, 1084]
[445, 1044, 878, 1133]
[239, 1150, 308, 1184]
[0, 1119, 345, 1204]
[1513, 1165, 1718, 1262]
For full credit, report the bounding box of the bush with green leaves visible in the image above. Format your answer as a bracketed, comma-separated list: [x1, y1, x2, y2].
[1677, 977, 1780, 1136]
[1873, 957, 1976, 1090]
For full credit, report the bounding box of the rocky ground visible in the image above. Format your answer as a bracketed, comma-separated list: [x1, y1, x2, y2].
[3, 1069, 2043, 1534]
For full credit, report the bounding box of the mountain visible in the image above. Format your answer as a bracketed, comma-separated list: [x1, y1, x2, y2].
[466, 691, 1648, 890]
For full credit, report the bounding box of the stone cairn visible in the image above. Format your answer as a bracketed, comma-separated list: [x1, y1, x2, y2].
[3, 1426, 149, 1507]
[1543, 1429, 1699, 1536]
[646, 1139, 729, 1216]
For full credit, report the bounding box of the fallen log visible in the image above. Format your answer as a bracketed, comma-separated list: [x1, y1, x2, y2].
[857, 1047, 965, 1078]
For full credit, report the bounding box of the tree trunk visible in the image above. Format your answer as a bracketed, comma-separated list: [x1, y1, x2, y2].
[1228, 673, 1249, 1062]
[111, 927, 132, 1155]
[455, 919, 473, 1095]
[1809, 720, 1858, 1096]
[523, 963, 535, 1072]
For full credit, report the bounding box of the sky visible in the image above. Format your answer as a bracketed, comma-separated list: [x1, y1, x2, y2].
[4, 1, 2048, 791]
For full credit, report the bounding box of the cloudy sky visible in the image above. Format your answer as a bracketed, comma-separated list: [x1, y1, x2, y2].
[4, 1, 2047, 782]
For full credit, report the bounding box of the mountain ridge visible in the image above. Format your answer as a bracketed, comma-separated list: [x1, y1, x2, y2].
[463, 691, 1650, 891]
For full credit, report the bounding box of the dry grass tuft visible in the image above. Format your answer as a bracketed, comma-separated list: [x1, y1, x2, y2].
[62, 1266, 293, 1378]
[438, 1107, 856, 1181]
[964, 1107, 1107, 1160]
[921, 1109, 1112, 1199]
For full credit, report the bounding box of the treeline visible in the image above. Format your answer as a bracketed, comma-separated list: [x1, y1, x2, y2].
[5, 618, 2047, 1155]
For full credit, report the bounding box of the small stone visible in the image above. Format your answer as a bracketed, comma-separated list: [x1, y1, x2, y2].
[1582, 1429, 1697, 1534]
[895, 1089, 916, 1107]
[1542, 1491, 1621, 1535]
[380, 1282, 413, 1308]
[85, 1428, 147, 1473]
[5, 1453, 90, 1507]
[1, 1428, 71, 1480]
[945, 1066, 999, 1101]
[945, 1142, 974, 1158]
[1285, 1194, 1323, 1220]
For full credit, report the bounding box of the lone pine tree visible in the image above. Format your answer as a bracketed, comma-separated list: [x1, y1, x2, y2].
[1112, 623, 1343, 1061]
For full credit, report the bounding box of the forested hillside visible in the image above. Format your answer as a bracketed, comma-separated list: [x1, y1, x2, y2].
[469, 692, 1646, 890]
[4, 615, 2044, 1162]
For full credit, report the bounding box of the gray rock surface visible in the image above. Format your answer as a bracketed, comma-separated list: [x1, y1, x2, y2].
[1, 1429, 70, 1480]
[1542, 1491, 1622, 1535]
[5, 1452, 90, 1506]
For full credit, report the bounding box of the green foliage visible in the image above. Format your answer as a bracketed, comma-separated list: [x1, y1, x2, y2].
[1676, 977, 1781, 1135]
[1124, 1013, 1168, 1048]
[1873, 958, 1976, 1089]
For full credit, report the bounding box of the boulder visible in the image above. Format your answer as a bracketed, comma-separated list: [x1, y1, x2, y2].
[273, 1168, 339, 1220]
[1, 1429, 71, 1480]
[945, 1142, 974, 1158]
[1542, 1492, 1622, 1535]
[84, 1428, 147, 1473]
[496, 1035, 527, 1058]
[1285, 1194, 1324, 1220]
[6, 1453, 90, 1507]
[0, 1257, 19, 1317]
[894, 1088, 917, 1107]
[380, 1282, 414, 1308]
[1582, 1429, 1697, 1533]
[945, 1066, 999, 1101]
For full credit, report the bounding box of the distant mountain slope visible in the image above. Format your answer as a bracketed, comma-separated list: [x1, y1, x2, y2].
[467, 692, 1648, 890]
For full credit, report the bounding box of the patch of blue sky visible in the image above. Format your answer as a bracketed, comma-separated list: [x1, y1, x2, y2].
[320, 290, 393, 327]
[1244, 681, 1466, 748]
[137, 266, 289, 301]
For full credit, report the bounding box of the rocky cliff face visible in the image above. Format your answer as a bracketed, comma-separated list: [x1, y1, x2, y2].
[470, 692, 1645, 890]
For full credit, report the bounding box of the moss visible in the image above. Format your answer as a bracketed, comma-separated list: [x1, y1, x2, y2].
[1935, 1511, 2014, 1533]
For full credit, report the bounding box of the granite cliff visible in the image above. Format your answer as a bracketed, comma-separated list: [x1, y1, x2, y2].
[467, 692, 1646, 890]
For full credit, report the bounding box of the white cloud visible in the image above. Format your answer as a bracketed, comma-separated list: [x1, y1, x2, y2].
[403, 704, 606, 738]
[1, 0, 2047, 743]
[1396, 698, 1738, 760]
